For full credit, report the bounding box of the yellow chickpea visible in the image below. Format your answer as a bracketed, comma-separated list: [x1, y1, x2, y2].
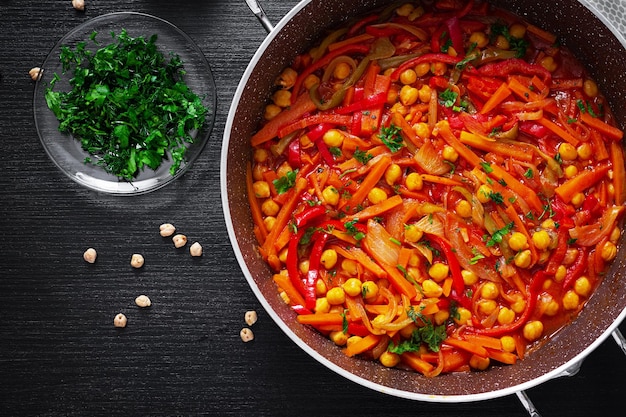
[583, 79, 599, 98]
[418, 85, 432, 103]
[299, 260, 309, 275]
[303, 74, 320, 90]
[261, 199, 280, 216]
[329, 330, 348, 346]
[322, 185, 339, 206]
[454, 307, 472, 325]
[543, 299, 560, 316]
[342, 278, 362, 297]
[523, 320, 544, 341]
[428, 262, 449, 282]
[323, 129, 344, 148]
[341, 259, 358, 275]
[494, 34, 510, 50]
[264, 104, 282, 120]
[571, 192, 585, 208]
[368, 187, 388, 204]
[469, 31, 489, 48]
[609, 226, 621, 244]
[361, 281, 379, 300]
[554, 265, 567, 283]
[497, 307, 516, 325]
[509, 23, 527, 39]
[508, 232, 528, 251]
[422, 279, 443, 298]
[564, 165, 578, 179]
[395, 3, 415, 16]
[462, 269, 479, 286]
[415, 62, 430, 77]
[399, 68, 418, 85]
[320, 249, 338, 270]
[442, 145, 459, 162]
[510, 297, 526, 314]
[601, 241, 618, 261]
[326, 287, 346, 305]
[315, 297, 331, 314]
[478, 299, 498, 316]
[405, 172, 423, 191]
[315, 278, 327, 296]
[252, 181, 271, 198]
[434, 309, 450, 326]
[379, 351, 401, 367]
[500, 336, 515, 352]
[431, 62, 447, 75]
[476, 184, 493, 204]
[558, 143, 578, 161]
[562, 290, 580, 310]
[400, 85, 419, 106]
[413, 121, 431, 138]
[272, 89, 292, 108]
[404, 224, 423, 243]
[276, 162, 293, 179]
[253, 148, 269, 163]
[574, 276, 592, 297]
[532, 230, 551, 251]
[455, 200, 472, 218]
[481, 282, 499, 300]
[577, 143, 592, 160]
[385, 163, 402, 185]
[540, 56, 558, 72]
[470, 354, 490, 371]
[514, 249, 532, 269]
[264, 216, 277, 232]
[333, 62, 352, 80]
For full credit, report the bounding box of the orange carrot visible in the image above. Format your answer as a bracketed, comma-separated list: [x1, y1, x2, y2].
[580, 112, 624, 141]
[444, 337, 489, 357]
[485, 348, 518, 365]
[246, 162, 268, 244]
[328, 33, 374, 51]
[392, 111, 421, 147]
[378, 261, 418, 299]
[610, 142, 626, 205]
[420, 174, 464, 186]
[554, 162, 611, 203]
[480, 82, 511, 114]
[420, 300, 440, 315]
[464, 334, 503, 350]
[296, 313, 345, 326]
[345, 194, 403, 221]
[401, 352, 436, 375]
[397, 246, 414, 270]
[273, 273, 307, 307]
[538, 116, 580, 146]
[441, 277, 453, 297]
[459, 131, 534, 162]
[339, 155, 392, 211]
[526, 23, 557, 45]
[344, 334, 382, 357]
[590, 130, 610, 160]
[251, 93, 317, 146]
[331, 245, 387, 279]
[507, 76, 542, 102]
[278, 114, 352, 138]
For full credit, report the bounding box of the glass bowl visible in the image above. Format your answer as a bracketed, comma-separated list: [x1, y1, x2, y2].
[33, 12, 216, 195]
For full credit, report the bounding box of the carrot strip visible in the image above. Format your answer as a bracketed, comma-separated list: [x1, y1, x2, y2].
[420, 300, 440, 315]
[401, 352, 435, 375]
[246, 163, 269, 245]
[485, 348, 518, 365]
[331, 245, 387, 279]
[392, 111, 422, 147]
[296, 312, 345, 326]
[580, 112, 624, 141]
[420, 174, 464, 186]
[345, 194, 403, 221]
[526, 23, 557, 45]
[378, 261, 418, 299]
[344, 333, 382, 357]
[397, 246, 414, 270]
[554, 162, 611, 203]
[328, 33, 374, 51]
[444, 337, 489, 357]
[251, 93, 317, 146]
[339, 155, 392, 210]
[274, 225, 291, 253]
[507, 76, 542, 102]
[459, 131, 534, 162]
[464, 334, 503, 350]
[480, 82, 511, 114]
[610, 142, 626, 205]
[278, 114, 353, 138]
[442, 277, 453, 298]
[273, 273, 307, 307]
[590, 130, 610, 160]
[537, 116, 581, 146]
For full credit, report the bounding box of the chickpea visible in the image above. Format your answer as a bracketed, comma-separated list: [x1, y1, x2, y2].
[562, 290, 580, 310]
[481, 282, 499, 300]
[478, 299, 498, 316]
[510, 297, 526, 314]
[610, 226, 621, 244]
[415, 62, 431, 77]
[320, 249, 338, 269]
[454, 307, 472, 325]
[315, 278, 327, 296]
[413, 121, 430, 138]
[361, 281, 379, 300]
[114, 313, 127, 328]
[497, 307, 516, 325]
[469, 31, 489, 48]
[326, 287, 346, 305]
[399, 85, 419, 106]
[72, 0, 85, 11]
[299, 260, 309, 275]
[261, 199, 280, 217]
[159, 223, 176, 237]
[404, 224, 423, 243]
[189, 242, 203, 257]
[500, 336, 516, 352]
[405, 172, 423, 191]
[554, 265, 567, 283]
[509, 23, 527, 39]
[434, 309, 450, 326]
[276, 67, 297, 89]
[540, 56, 558, 72]
[583, 79, 599, 98]
[333, 62, 352, 80]
[264, 216, 277, 232]
[385, 163, 402, 185]
[83, 247, 97, 264]
[135, 295, 152, 308]
[461, 269, 478, 286]
[322, 185, 339, 206]
[264, 104, 282, 120]
[272, 90, 292, 108]
[240, 328, 254, 342]
[571, 192, 585, 208]
[494, 34, 510, 50]
[476, 184, 493, 204]
[399, 68, 418, 85]
[315, 297, 331, 313]
[431, 62, 447, 76]
[455, 200, 472, 218]
[574, 276, 592, 297]
[395, 3, 415, 17]
[172, 234, 188, 248]
[323, 129, 344, 148]
[252, 181, 270, 198]
[379, 351, 401, 367]
[442, 145, 459, 163]
[558, 143, 578, 161]
[428, 262, 449, 282]
[341, 259, 358, 275]
[418, 85, 432, 103]
[29, 67, 43, 81]
[245, 310, 258, 326]
[522, 320, 544, 341]
[601, 241, 618, 261]
[276, 162, 293, 179]
[303, 74, 320, 90]
[577, 143, 592, 160]
[347, 335, 363, 348]
[342, 278, 362, 297]
[367, 187, 388, 204]
[130, 253, 145, 269]
[531, 230, 551, 251]
[422, 279, 443, 298]
[470, 354, 490, 371]
[514, 249, 532, 269]
[508, 232, 528, 251]
[564, 165, 578, 179]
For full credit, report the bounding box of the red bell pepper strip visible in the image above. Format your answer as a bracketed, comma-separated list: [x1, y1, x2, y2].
[294, 204, 327, 228]
[291, 304, 313, 315]
[519, 120, 550, 138]
[472, 271, 546, 336]
[390, 53, 463, 81]
[430, 235, 469, 306]
[445, 17, 465, 57]
[348, 322, 371, 337]
[545, 226, 569, 275]
[562, 247, 588, 289]
[305, 232, 330, 310]
[347, 14, 379, 37]
[287, 229, 308, 298]
[478, 58, 552, 83]
[335, 92, 388, 115]
[314, 139, 336, 166]
[291, 43, 372, 103]
[288, 138, 301, 168]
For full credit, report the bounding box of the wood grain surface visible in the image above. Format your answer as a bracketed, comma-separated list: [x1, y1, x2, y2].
[1, 1, 625, 416]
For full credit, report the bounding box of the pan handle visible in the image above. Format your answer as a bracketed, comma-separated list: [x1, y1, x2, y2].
[245, 0, 274, 33]
[612, 328, 626, 355]
[515, 390, 542, 417]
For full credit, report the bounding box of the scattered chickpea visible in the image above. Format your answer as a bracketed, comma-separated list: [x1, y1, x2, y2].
[497, 307, 516, 325]
[454, 307, 472, 325]
[272, 90, 292, 108]
[583, 79, 599, 98]
[244, 310, 258, 326]
[384, 163, 402, 185]
[29, 67, 43, 81]
[469, 31, 489, 48]
[135, 295, 152, 308]
[514, 249, 532, 269]
[574, 276, 592, 297]
[478, 299, 498, 315]
[367, 187, 388, 204]
[540, 56, 558, 72]
[264, 104, 281, 120]
[469, 354, 490, 371]
[601, 241, 617, 261]
[532, 230, 551, 251]
[563, 165, 578, 179]
[130, 253, 145, 269]
[455, 199, 472, 218]
[326, 287, 346, 305]
[428, 262, 449, 282]
[405, 172, 423, 191]
[442, 145, 458, 162]
[558, 143, 577, 161]
[500, 336, 516, 352]
[333, 62, 352, 80]
[342, 278, 362, 297]
[417, 85, 431, 103]
[523, 320, 544, 341]
[322, 129, 344, 147]
[329, 330, 349, 346]
[240, 328, 254, 342]
[422, 279, 443, 298]
[320, 249, 338, 269]
[172, 234, 188, 248]
[322, 185, 339, 205]
[494, 34, 510, 50]
[361, 281, 379, 300]
[399, 85, 419, 105]
[83, 247, 97, 263]
[576, 143, 592, 160]
[395, 3, 415, 17]
[509, 23, 527, 39]
[315, 297, 331, 313]
[189, 242, 203, 257]
[72, 0, 85, 11]
[508, 232, 528, 251]
[404, 224, 423, 243]
[379, 351, 401, 367]
[252, 181, 271, 198]
[414, 62, 430, 77]
[159, 223, 176, 237]
[399, 68, 417, 85]
[114, 313, 127, 328]
[481, 282, 500, 300]
[562, 290, 580, 310]
[261, 199, 280, 216]
[476, 184, 493, 204]
[461, 269, 478, 286]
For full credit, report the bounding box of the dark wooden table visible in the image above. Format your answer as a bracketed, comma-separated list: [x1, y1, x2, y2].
[1, 1, 625, 415]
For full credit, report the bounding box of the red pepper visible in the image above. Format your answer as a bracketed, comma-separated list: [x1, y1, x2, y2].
[519, 120, 550, 138]
[347, 14, 379, 37]
[287, 138, 301, 168]
[545, 226, 569, 275]
[472, 271, 546, 336]
[294, 204, 327, 228]
[305, 232, 330, 310]
[287, 229, 307, 298]
[307, 122, 333, 142]
[335, 92, 388, 115]
[306, 123, 336, 166]
[430, 235, 469, 306]
[314, 139, 336, 166]
[562, 247, 588, 289]
[390, 53, 463, 81]
[445, 17, 465, 57]
[291, 304, 313, 315]
[348, 322, 371, 337]
[478, 58, 552, 83]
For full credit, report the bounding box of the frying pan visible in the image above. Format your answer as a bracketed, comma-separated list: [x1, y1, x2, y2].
[221, 0, 626, 405]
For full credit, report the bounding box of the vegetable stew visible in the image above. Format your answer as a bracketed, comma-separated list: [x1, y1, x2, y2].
[247, 0, 625, 376]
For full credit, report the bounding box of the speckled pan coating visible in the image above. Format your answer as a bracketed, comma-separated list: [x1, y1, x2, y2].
[222, 0, 626, 401]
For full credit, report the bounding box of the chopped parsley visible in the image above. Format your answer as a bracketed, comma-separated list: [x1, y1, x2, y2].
[387, 307, 447, 353]
[344, 219, 366, 241]
[45, 29, 208, 180]
[273, 170, 298, 194]
[484, 221, 515, 247]
[439, 88, 458, 108]
[488, 191, 504, 205]
[378, 124, 404, 153]
[353, 147, 374, 164]
[490, 21, 529, 57]
[480, 161, 494, 173]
